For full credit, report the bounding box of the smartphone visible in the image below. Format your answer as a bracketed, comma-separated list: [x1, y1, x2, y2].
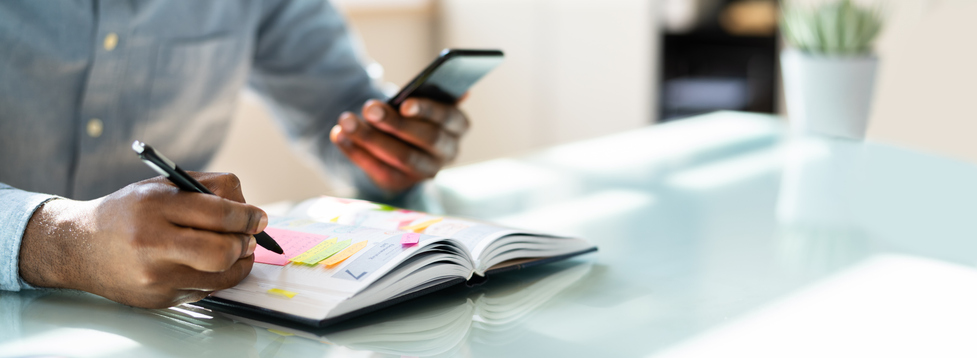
[387, 49, 504, 110]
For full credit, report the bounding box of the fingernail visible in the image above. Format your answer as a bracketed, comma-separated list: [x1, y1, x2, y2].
[257, 213, 268, 232]
[365, 105, 384, 123]
[404, 101, 420, 117]
[340, 114, 357, 133]
[330, 124, 342, 140]
[245, 236, 257, 257]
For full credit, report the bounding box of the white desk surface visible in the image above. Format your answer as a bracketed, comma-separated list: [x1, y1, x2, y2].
[3, 111, 977, 357]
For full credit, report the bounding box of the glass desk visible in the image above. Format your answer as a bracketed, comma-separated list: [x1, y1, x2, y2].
[4, 111, 977, 357]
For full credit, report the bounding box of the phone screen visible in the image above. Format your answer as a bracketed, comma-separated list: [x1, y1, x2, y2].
[388, 49, 504, 109]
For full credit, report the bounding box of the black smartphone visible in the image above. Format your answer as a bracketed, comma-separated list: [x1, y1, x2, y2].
[387, 49, 504, 110]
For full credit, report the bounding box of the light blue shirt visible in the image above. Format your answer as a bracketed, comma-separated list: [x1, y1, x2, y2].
[0, 0, 396, 291]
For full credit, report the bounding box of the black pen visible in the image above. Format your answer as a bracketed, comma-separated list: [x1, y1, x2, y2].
[131, 140, 284, 255]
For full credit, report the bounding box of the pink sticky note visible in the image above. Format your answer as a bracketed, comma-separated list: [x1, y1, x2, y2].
[393, 214, 424, 231]
[401, 233, 420, 246]
[254, 227, 331, 266]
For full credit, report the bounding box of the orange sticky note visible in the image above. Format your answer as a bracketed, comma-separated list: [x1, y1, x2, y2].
[399, 218, 443, 233]
[322, 240, 368, 268]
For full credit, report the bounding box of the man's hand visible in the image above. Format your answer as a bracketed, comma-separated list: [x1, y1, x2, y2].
[330, 98, 470, 193]
[19, 172, 266, 309]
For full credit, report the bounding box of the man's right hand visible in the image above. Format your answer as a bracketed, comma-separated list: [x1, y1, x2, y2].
[18, 172, 266, 309]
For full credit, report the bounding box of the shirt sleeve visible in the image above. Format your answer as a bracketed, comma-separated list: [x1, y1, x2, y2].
[249, 0, 416, 205]
[0, 183, 57, 291]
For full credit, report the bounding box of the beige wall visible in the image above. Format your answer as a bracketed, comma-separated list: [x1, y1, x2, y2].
[438, 0, 658, 165]
[208, 0, 660, 204]
[866, 0, 977, 164]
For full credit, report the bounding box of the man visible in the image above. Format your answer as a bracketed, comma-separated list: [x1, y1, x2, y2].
[0, 1, 468, 308]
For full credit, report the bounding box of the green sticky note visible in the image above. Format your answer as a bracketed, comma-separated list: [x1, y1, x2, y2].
[374, 204, 398, 211]
[289, 238, 336, 264]
[299, 239, 352, 265]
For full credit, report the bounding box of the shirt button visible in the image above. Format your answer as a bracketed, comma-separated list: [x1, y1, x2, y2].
[103, 33, 119, 51]
[87, 118, 104, 138]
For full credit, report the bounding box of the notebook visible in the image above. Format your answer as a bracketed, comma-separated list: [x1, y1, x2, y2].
[199, 196, 597, 327]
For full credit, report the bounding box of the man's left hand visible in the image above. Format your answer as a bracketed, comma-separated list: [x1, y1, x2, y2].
[330, 98, 469, 193]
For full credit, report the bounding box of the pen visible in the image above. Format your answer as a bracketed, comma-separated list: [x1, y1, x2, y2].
[131, 140, 284, 255]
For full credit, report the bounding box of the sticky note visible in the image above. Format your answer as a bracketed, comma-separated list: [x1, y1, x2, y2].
[322, 240, 368, 267]
[374, 204, 398, 211]
[289, 238, 337, 264]
[296, 239, 351, 265]
[254, 228, 331, 266]
[329, 216, 340, 223]
[285, 218, 316, 228]
[267, 288, 297, 299]
[396, 219, 416, 230]
[401, 233, 420, 246]
[399, 218, 443, 233]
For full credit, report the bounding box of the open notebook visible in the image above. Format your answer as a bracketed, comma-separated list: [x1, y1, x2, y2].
[200, 196, 597, 327]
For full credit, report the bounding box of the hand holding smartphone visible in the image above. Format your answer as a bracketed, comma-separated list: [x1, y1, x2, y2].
[331, 49, 503, 193]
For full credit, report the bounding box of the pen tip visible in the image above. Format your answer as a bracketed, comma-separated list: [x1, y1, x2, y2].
[255, 231, 285, 255]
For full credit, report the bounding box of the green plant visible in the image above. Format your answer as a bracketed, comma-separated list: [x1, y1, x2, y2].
[781, 0, 883, 55]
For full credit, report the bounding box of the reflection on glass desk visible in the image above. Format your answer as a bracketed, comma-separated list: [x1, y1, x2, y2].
[4, 111, 977, 357]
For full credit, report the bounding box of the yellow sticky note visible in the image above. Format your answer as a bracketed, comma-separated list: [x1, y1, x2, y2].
[267, 288, 297, 299]
[329, 216, 339, 223]
[289, 237, 336, 264]
[399, 217, 443, 233]
[323, 240, 368, 268]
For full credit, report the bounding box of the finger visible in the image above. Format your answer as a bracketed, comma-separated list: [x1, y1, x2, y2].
[174, 256, 254, 292]
[362, 103, 460, 161]
[157, 228, 252, 272]
[161, 191, 268, 234]
[331, 125, 419, 192]
[400, 98, 469, 135]
[336, 112, 440, 178]
[188, 172, 247, 204]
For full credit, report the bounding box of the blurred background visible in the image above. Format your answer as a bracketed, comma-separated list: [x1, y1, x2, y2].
[206, 0, 977, 205]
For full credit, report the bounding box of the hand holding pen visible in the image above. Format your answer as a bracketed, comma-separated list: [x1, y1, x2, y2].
[19, 160, 272, 309]
[132, 141, 283, 254]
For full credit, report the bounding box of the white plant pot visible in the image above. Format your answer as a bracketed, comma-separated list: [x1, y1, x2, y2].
[781, 49, 878, 140]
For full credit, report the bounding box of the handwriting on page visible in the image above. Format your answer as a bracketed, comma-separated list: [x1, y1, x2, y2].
[254, 228, 331, 266]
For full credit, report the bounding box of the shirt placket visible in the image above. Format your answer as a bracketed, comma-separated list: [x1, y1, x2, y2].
[72, 0, 131, 197]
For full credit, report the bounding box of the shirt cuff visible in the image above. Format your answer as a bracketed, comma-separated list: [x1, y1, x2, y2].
[0, 185, 58, 291]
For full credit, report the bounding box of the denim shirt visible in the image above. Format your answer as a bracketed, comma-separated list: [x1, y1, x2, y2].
[0, 0, 391, 291]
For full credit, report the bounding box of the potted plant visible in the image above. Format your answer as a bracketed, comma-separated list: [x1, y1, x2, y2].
[780, 0, 883, 140]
